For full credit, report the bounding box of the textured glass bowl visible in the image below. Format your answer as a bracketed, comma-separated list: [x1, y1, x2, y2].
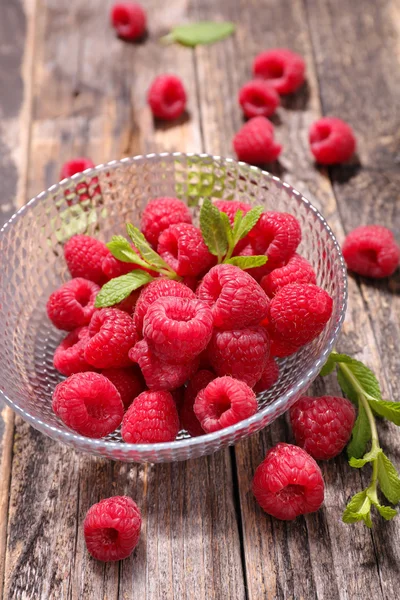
[0, 153, 347, 463]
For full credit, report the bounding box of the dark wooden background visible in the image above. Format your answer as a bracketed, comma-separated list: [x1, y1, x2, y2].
[0, 0, 399, 598]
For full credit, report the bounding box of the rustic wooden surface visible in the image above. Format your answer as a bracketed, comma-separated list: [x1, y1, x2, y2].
[0, 0, 399, 598]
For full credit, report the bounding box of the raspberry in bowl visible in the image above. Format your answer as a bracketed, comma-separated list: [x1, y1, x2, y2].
[0, 153, 347, 462]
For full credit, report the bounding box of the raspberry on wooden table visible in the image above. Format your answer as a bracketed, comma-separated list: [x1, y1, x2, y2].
[233, 116, 282, 164]
[110, 2, 146, 41]
[64, 235, 109, 285]
[140, 197, 192, 247]
[249, 211, 302, 270]
[121, 390, 180, 443]
[290, 395, 356, 460]
[342, 225, 400, 279]
[53, 327, 92, 376]
[309, 117, 356, 164]
[260, 253, 316, 297]
[101, 367, 145, 410]
[157, 223, 215, 277]
[147, 74, 187, 121]
[238, 79, 280, 118]
[85, 308, 138, 369]
[180, 370, 214, 437]
[253, 357, 280, 393]
[46, 278, 99, 331]
[253, 48, 306, 95]
[60, 158, 95, 180]
[52, 372, 124, 438]
[194, 376, 258, 433]
[84, 496, 141, 562]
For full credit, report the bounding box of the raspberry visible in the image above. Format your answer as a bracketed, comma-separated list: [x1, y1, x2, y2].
[269, 337, 300, 358]
[143, 296, 213, 362]
[180, 370, 214, 437]
[147, 75, 187, 121]
[115, 290, 142, 314]
[134, 279, 195, 336]
[309, 117, 356, 165]
[60, 159, 100, 204]
[249, 212, 302, 270]
[110, 2, 146, 41]
[194, 376, 257, 433]
[208, 327, 270, 387]
[53, 327, 93, 376]
[171, 387, 185, 414]
[52, 372, 124, 438]
[253, 357, 280, 393]
[238, 80, 280, 118]
[252, 443, 324, 520]
[121, 390, 180, 443]
[196, 264, 269, 330]
[141, 197, 192, 247]
[129, 340, 198, 390]
[212, 200, 252, 224]
[64, 235, 109, 285]
[47, 278, 99, 331]
[253, 49, 305, 95]
[290, 395, 356, 460]
[233, 116, 282, 164]
[342, 225, 400, 279]
[267, 283, 333, 347]
[101, 367, 145, 410]
[60, 158, 95, 180]
[260, 253, 316, 297]
[85, 308, 138, 368]
[157, 223, 215, 277]
[84, 496, 141, 562]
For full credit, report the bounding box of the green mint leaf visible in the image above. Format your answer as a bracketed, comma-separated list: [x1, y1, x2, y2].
[319, 351, 354, 376]
[200, 199, 228, 259]
[337, 359, 382, 404]
[342, 490, 372, 527]
[162, 21, 235, 47]
[219, 211, 233, 247]
[377, 452, 400, 505]
[347, 400, 371, 459]
[232, 209, 243, 241]
[374, 504, 397, 520]
[368, 399, 400, 426]
[126, 224, 172, 272]
[106, 236, 148, 268]
[95, 270, 153, 308]
[236, 206, 264, 241]
[225, 255, 268, 269]
[349, 447, 381, 468]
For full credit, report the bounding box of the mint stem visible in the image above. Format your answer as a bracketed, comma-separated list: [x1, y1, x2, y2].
[339, 363, 379, 445]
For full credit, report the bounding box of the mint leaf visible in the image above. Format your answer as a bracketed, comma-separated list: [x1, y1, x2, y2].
[338, 359, 382, 404]
[126, 224, 172, 272]
[374, 504, 397, 520]
[200, 199, 228, 259]
[349, 447, 381, 468]
[368, 399, 400, 426]
[236, 206, 263, 241]
[162, 21, 235, 47]
[219, 211, 233, 247]
[106, 236, 149, 269]
[232, 210, 243, 242]
[377, 452, 400, 505]
[342, 490, 372, 527]
[347, 400, 371, 459]
[320, 351, 354, 376]
[226, 255, 268, 269]
[95, 270, 153, 308]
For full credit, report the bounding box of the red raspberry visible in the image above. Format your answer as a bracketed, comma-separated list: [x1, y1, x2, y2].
[134, 279, 195, 336]
[208, 327, 270, 387]
[121, 390, 180, 443]
[157, 223, 215, 277]
[110, 2, 146, 41]
[85, 308, 138, 368]
[252, 443, 324, 520]
[249, 212, 302, 270]
[269, 337, 300, 358]
[141, 197, 192, 247]
[267, 283, 333, 347]
[52, 372, 124, 438]
[260, 253, 316, 297]
[309, 117, 356, 165]
[194, 376, 257, 433]
[147, 75, 187, 121]
[213, 200, 252, 224]
[115, 290, 142, 314]
[47, 278, 99, 331]
[171, 387, 185, 414]
[64, 235, 109, 285]
[238, 80, 280, 118]
[101, 367, 145, 410]
[342, 225, 400, 279]
[84, 496, 141, 562]
[180, 370, 214, 437]
[60, 158, 95, 180]
[253, 357, 280, 393]
[290, 395, 356, 460]
[60, 159, 100, 204]
[129, 340, 198, 390]
[253, 49, 305, 95]
[233, 116, 282, 164]
[53, 327, 93, 376]
[143, 296, 213, 362]
[196, 264, 269, 330]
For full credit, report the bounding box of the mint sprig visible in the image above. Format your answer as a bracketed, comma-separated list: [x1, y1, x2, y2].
[161, 21, 235, 47]
[95, 270, 154, 308]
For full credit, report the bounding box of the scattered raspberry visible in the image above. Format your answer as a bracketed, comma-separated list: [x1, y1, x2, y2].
[238, 79, 280, 118]
[342, 225, 400, 279]
[157, 223, 215, 277]
[101, 367, 145, 410]
[129, 340, 198, 390]
[60, 158, 95, 180]
[141, 197, 192, 247]
[46, 278, 99, 331]
[53, 327, 93, 376]
[194, 376, 257, 433]
[121, 390, 180, 443]
[110, 2, 146, 41]
[233, 116, 282, 164]
[249, 211, 302, 270]
[290, 395, 356, 460]
[260, 253, 316, 297]
[309, 117, 356, 165]
[64, 235, 109, 285]
[180, 370, 214, 437]
[253, 49, 305, 95]
[85, 308, 138, 368]
[267, 283, 333, 347]
[134, 278, 195, 336]
[143, 296, 213, 362]
[84, 496, 141, 562]
[213, 200, 252, 224]
[208, 327, 270, 387]
[252, 443, 324, 520]
[253, 357, 280, 393]
[196, 264, 269, 330]
[147, 75, 187, 121]
[269, 337, 300, 358]
[52, 372, 124, 438]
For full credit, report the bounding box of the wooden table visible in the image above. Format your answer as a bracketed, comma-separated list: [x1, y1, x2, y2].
[0, 0, 399, 598]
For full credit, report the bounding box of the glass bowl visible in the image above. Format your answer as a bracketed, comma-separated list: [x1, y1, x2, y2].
[0, 153, 347, 463]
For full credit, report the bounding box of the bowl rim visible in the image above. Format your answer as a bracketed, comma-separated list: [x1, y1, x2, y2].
[0, 152, 348, 455]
